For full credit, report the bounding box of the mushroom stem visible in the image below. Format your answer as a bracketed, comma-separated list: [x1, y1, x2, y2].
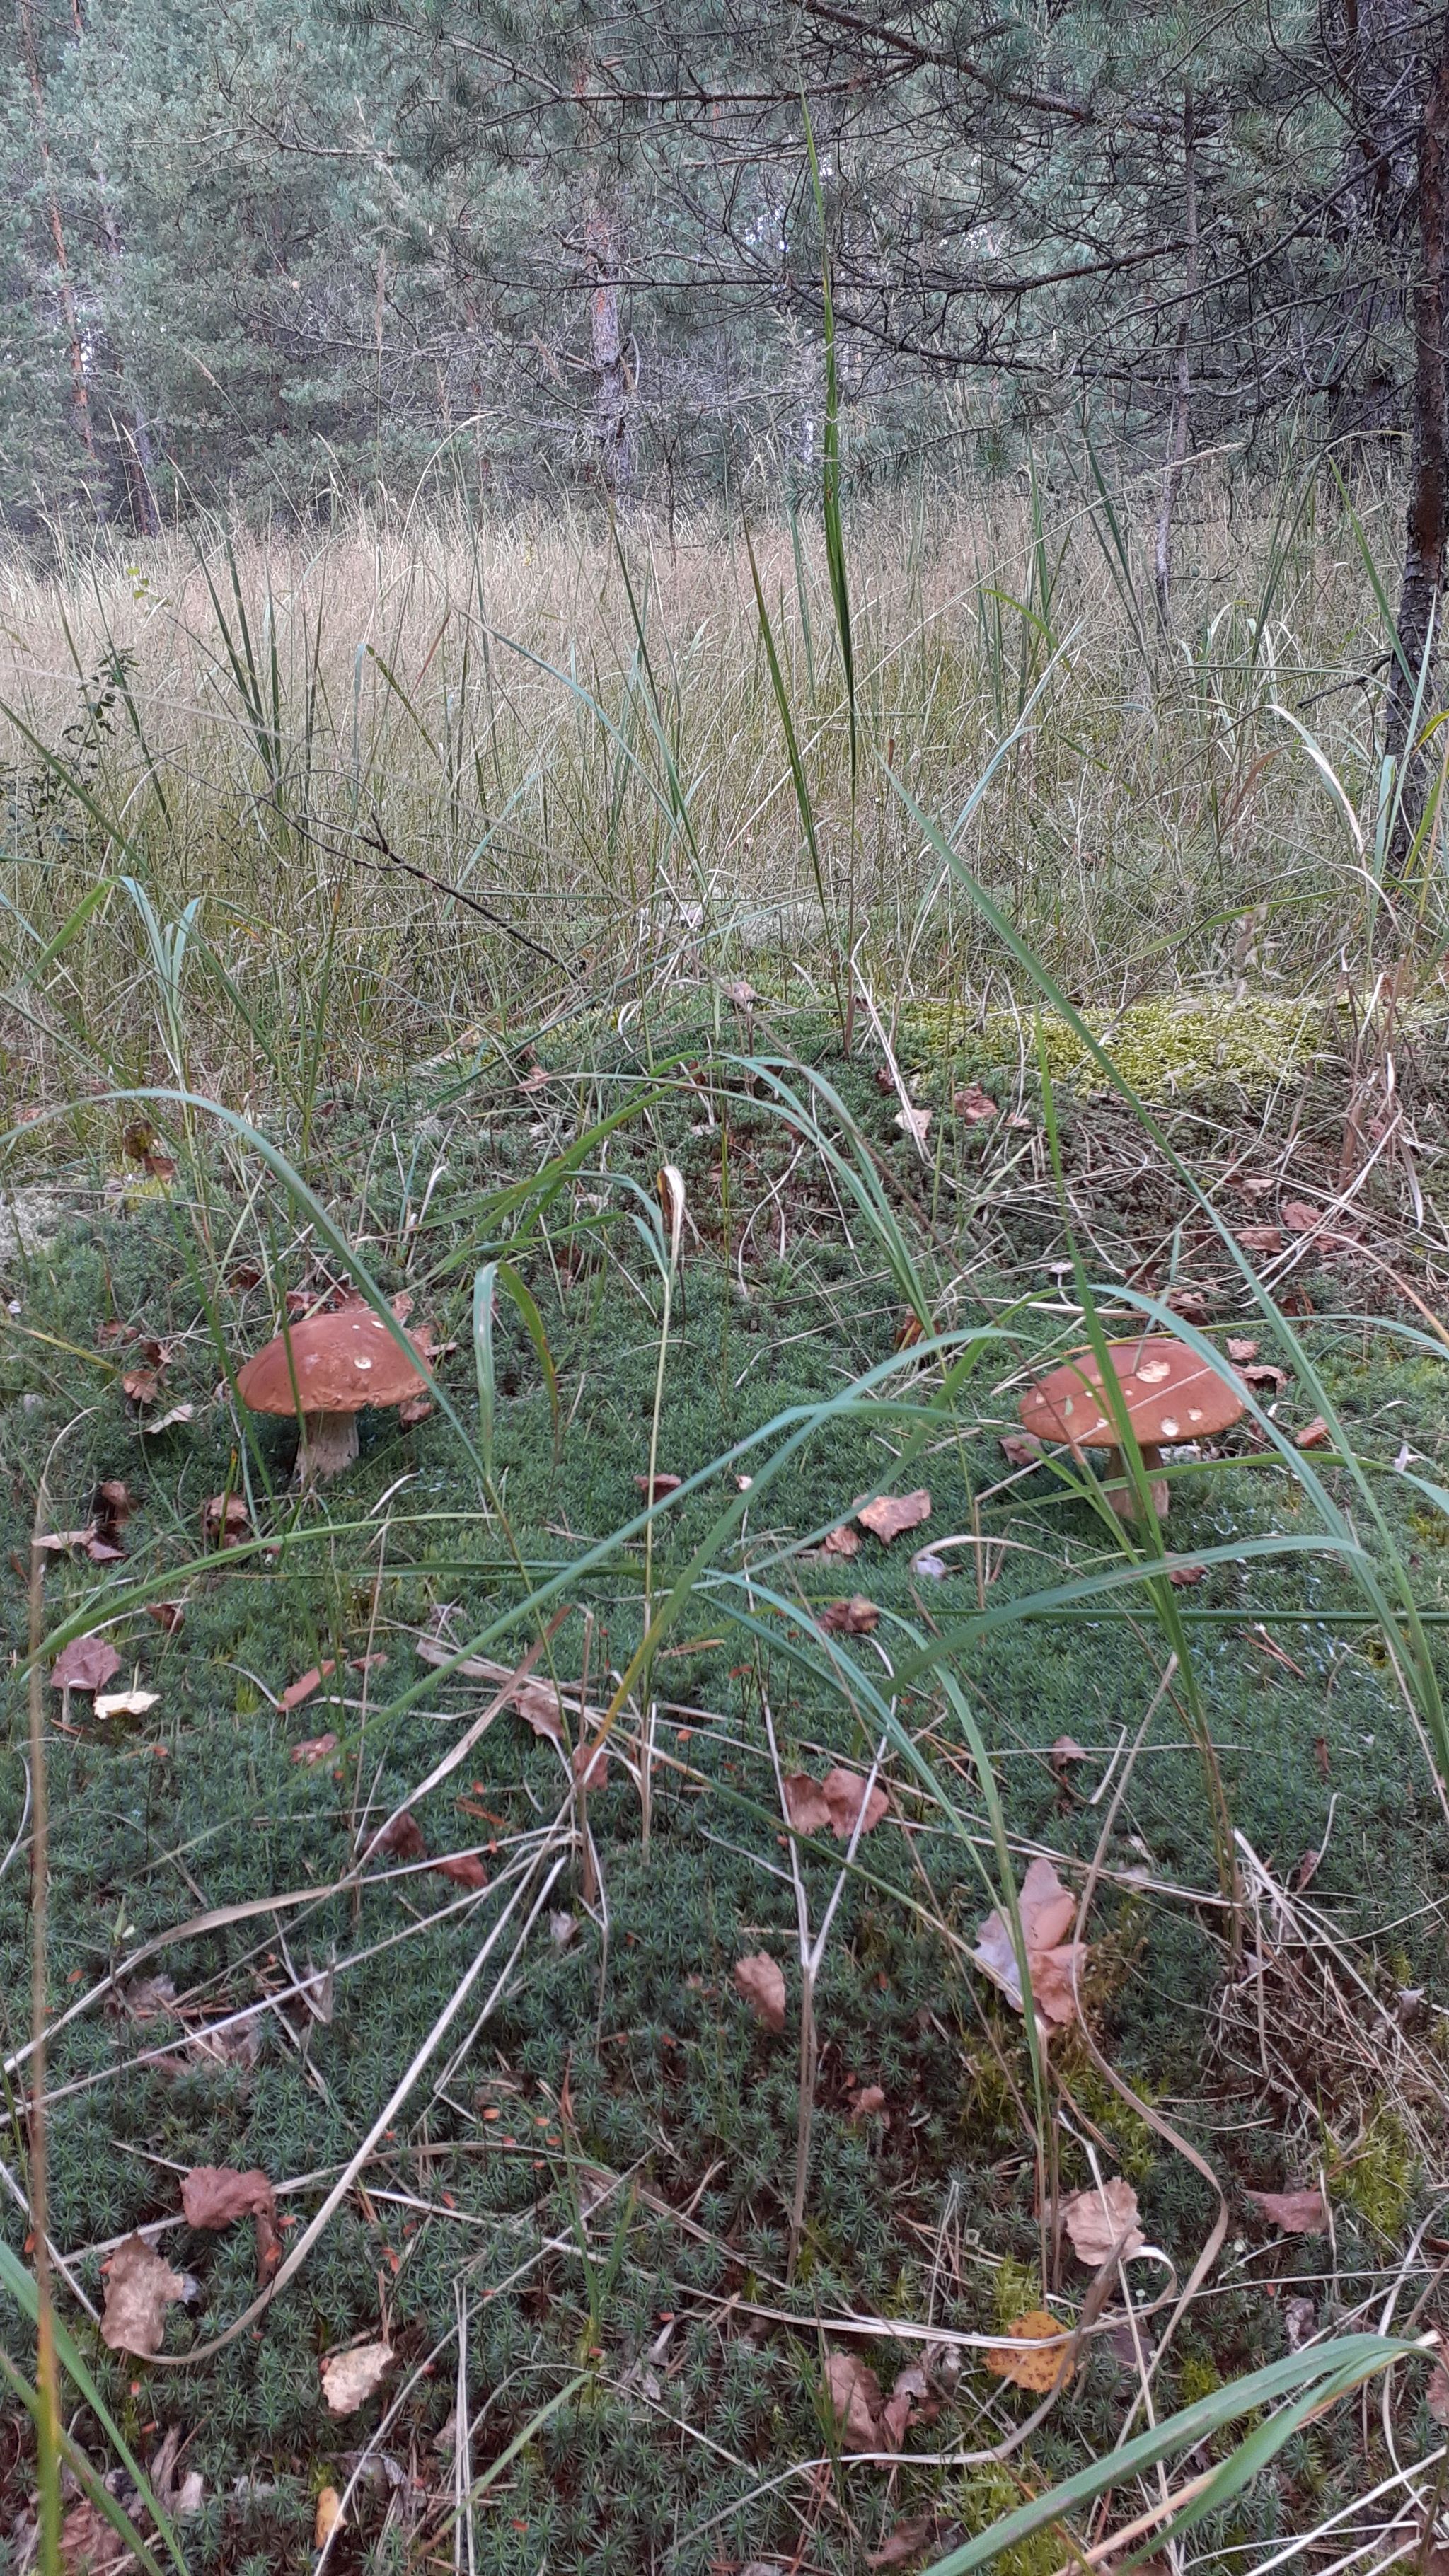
[296, 1411, 359, 1484]
[1102, 1441, 1168, 1523]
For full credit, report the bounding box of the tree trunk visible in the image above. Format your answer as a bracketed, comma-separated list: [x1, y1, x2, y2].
[1153, 89, 1197, 626]
[16, 0, 96, 463]
[1385, 2, 1449, 845]
[586, 204, 631, 490]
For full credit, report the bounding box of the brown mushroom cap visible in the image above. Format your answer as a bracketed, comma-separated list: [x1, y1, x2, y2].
[236, 1305, 431, 1417]
[1019, 1336, 1245, 1455]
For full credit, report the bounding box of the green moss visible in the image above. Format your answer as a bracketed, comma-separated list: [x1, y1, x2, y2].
[1332, 2109, 1416, 2239]
[902, 993, 1327, 1100]
[948, 2466, 1065, 2576]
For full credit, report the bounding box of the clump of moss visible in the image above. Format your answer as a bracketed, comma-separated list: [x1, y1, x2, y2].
[1332, 2107, 1416, 2239]
[994, 2256, 1043, 2329]
[903, 993, 1327, 1101]
[947, 2465, 1065, 2576]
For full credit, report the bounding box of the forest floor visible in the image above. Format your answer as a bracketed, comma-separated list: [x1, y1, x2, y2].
[5, 979, 1449, 2576]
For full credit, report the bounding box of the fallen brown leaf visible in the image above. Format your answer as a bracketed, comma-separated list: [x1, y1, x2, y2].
[819, 1594, 879, 1635]
[867, 2516, 938, 2568]
[1296, 1416, 1332, 1450]
[122, 1367, 161, 1405]
[851, 2084, 887, 2121]
[984, 2309, 1073, 2391]
[733, 1951, 785, 2033]
[825, 2349, 884, 2449]
[291, 1731, 338, 1765]
[858, 1489, 931, 1544]
[94, 1477, 132, 1535]
[1427, 2362, 1449, 2427]
[434, 1852, 488, 1890]
[316, 2487, 344, 2548]
[59, 2500, 127, 2574]
[823, 1523, 861, 1557]
[50, 1636, 122, 1696]
[202, 1492, 250, 1548]
[1061, 2177, 1144, 2265]
[146, 1601, 185, 1634]
[320, 2339, 393, 2415]
[894, 1104, 932, 1145]
[1165, 1286, 1213, 1325]
[1282, 1199, 1321, 1233]
[1049, 1735, 1088, 1774]
[974, 1856, 1087, 2032]
[142, 1402, 196, 1435]
[572, 1731, 609, 1789]
[783, 1773, 834, 1835]
[374, 1812, 427, 1862]
[1245, 2185, 1326, 2234]
[100, 2234, 188, 2357]
[1226, 1336, 1259, 1362]
[181, 2165, 276, 2231]
[399, 1393, 432, 1428]
[280, 1661, 335, 1711]
[635, 1470, 683, 1501]
[1237, 1225, 1284, 1254]
[999, 1433, 1042, 1469]
[1242, 1362, 1288, 1392]
[518, 1063, 551, 1093]
[953, 1084, 998, 1122]
[1167, 1564, 1206, 1589]
[821, 1767, 889, 1840]
[513, 1677, 566, 1749]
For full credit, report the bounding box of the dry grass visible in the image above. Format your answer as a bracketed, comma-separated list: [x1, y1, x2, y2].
[0, 472, 1429, 1122]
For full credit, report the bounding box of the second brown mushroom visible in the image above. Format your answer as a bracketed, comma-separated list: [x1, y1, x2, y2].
[1018, 1335, 1245, 1520]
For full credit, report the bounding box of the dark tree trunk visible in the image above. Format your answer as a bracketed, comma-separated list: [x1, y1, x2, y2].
[586, 204, 632, 490]
[1385, 4, 1449, 836]
[1153, 88, 1197, 627]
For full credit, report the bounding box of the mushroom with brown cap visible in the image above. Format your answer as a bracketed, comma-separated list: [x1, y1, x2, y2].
[236, 1300, 432, 1483]
[1018, 1335, 1245, 1520]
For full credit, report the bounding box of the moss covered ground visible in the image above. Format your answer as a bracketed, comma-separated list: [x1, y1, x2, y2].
[3, 1005, 1449, 2572]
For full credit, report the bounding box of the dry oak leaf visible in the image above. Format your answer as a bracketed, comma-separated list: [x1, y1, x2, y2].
[320, 2339, 393, 2416]
[1226, 1336, 1259, 1362]
[1237, 1224, 1285, 1255]
[851, 2084, 887, 2121]
[1296, 1417, 1332, 1450]
[122, 1366, 161, 1406]
[858, 1489, 931, 1544]
[59, 2500, 127, 2575]
[819, 1594, 879, 1636]
[974, 1856, 1087, 2031]
[1243, 1362, 1288, 1393]
[821, 1767, 889, 1840]
[147, 1600, 184, 1634]
[1167, 1564, 1206, 1590]
[984, 2309, 1073, 2392]
[823, 1523, 861, 1558]
[1282, 1199, 1322, 1234]
[733, 1950, 786, 2033]
[50, 1636, 122, 1695]
[1061, 2178, 1144, 2266]
[291, 1731, 337, 1765]
[181, 2165, 276, 2230]
[572, 1732, 610, 1790]
[100, 2233, 188, 2357]
[894, 1104, 933, 1145]
[825, 2349, 884, 2449]
[1427, 2362, 1449, 2427]
[1245, 2186, 1326, 2234]
[953, 1084, 998, 1122]
[635, 1470, 683, 1501]
[1050, 1735, 1088, 1770]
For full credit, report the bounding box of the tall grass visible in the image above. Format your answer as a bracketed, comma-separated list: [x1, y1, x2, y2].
[1, 466, 1443, 1135]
